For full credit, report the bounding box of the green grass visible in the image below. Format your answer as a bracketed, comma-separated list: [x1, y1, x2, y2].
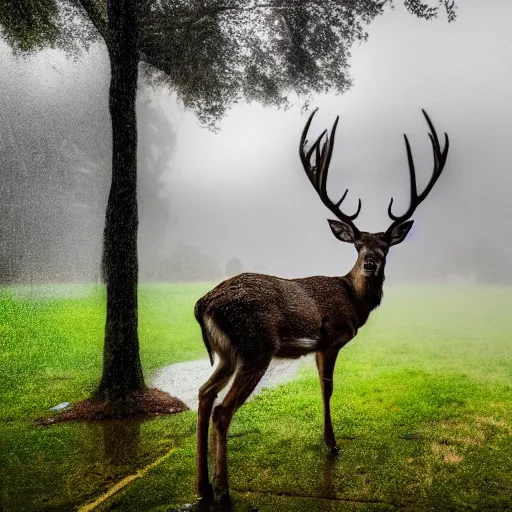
[2, 284, 512, 511]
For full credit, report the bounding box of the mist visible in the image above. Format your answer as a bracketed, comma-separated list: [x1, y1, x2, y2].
[1, 0, 510, 284]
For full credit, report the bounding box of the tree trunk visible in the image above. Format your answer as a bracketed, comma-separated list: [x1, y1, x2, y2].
[96, 0, 145, 400]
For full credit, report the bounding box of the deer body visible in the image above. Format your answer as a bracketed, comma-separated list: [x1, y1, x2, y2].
[195, 109, 450, 500]
[197, 251, 386, 359]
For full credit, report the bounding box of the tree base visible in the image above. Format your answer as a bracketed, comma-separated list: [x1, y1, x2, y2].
[34, 388, 189, 425]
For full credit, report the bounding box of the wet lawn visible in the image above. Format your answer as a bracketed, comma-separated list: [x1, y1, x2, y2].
[0, 282, 211, 511]
[2, 284, 512, 511]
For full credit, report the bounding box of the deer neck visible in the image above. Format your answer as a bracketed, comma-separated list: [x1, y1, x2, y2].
[345, 263, 385, 314]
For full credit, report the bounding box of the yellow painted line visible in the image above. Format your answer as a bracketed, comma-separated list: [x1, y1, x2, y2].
[78, 448, 178, 512]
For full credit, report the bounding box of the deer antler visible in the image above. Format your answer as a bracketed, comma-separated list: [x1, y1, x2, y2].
[385, 110, 450, 235]
[299, 108, 362, 235]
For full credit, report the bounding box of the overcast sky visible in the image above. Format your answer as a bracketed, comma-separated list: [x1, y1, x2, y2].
[2, 0, 512, 280]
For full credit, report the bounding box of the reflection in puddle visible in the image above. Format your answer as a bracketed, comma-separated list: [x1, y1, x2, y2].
[169, 453, 339, 512]
[0, 469, 5, 512]
[101, 419, 142, 465]
[323, 452, 338, 497]
[169, 495, 238, 512]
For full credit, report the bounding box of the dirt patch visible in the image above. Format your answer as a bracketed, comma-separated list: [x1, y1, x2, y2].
[436, 420, 487, 447]
[151, 357, 308, 411]
[34, 388, 188, 425]
[459, 431, 485, 446]
[475, 416, 508, 429]
[489, 402, 506, 409]
[431, 443, 464, 464]
[443, 452, 464, 464]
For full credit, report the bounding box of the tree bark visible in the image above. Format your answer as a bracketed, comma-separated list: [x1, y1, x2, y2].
[96, 0, 145, 400]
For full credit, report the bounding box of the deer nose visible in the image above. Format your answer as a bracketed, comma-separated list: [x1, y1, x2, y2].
[363, 258, 377, 272]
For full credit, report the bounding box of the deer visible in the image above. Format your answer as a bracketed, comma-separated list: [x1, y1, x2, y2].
[194, 108, 450, 500]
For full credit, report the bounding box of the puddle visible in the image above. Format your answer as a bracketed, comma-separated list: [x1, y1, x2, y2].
[151, 356, 312, 411]
[100, 419, 143, 465]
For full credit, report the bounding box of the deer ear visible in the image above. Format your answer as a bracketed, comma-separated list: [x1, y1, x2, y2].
[387, 220, 414, 246]
[328, 219, 356, 243]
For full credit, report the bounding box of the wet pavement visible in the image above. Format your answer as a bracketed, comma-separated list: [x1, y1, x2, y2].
[151, 356, 312, 411]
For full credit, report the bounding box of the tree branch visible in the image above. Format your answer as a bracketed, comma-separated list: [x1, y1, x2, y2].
[198, 3, 302, 12]
[146, 3, 310, 34]
[75, 0, 109, 44]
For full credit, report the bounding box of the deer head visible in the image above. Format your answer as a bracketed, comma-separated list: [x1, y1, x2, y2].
[299, 108, 450, 279]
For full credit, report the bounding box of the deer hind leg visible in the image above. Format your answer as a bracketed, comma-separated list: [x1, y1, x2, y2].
[196, 354, 236, 499]
[212, 355, 272, 494]
[316, 345, 341, 453]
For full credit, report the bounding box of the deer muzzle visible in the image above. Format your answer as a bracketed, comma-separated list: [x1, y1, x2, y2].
[362, 255, 382, 276]
[363, 257, 377, 272]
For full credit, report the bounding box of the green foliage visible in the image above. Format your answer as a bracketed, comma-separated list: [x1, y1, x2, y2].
[0, 0, 457, 127]
[0, 0, 98, 55]
[0, 0, 59, 52]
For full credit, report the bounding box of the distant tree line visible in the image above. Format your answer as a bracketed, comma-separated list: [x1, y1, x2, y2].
[150, 242, 221, 282]
[0, 71, 175, 284]
[145, 247, 251, 282]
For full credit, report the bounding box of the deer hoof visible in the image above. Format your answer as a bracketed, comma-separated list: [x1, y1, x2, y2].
[218, 490, 232, 507]
[197, 482, 214, 501]
[328, 445, 340, 455]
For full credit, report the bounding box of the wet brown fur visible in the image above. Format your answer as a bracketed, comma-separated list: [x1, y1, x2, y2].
[194, 230, 391, 499]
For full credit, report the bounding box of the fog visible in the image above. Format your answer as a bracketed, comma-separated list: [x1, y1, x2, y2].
[1, 0, 511, 284]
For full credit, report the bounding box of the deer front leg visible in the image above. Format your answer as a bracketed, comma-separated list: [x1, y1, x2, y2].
[316, 345, 341, 454]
